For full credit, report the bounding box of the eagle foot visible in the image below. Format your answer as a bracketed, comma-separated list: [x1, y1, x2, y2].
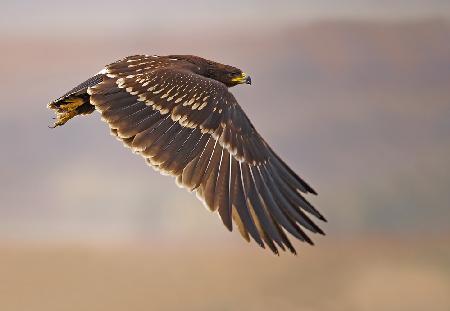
[49, 110, 78, 128]
[48, 97, 85, 128]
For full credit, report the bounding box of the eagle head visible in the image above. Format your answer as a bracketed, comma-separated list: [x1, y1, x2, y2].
[205, 62, 252, 87]
[168, 55, 251, 87]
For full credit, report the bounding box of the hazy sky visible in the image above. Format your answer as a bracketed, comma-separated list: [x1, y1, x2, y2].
[2, 0, 450, 36]
[1, 2, 449, 242]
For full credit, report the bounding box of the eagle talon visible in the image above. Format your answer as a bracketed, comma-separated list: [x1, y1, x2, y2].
[49, 110, 77, 128]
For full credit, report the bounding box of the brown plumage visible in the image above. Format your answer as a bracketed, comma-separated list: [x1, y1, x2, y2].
[48, 54, 326, 254]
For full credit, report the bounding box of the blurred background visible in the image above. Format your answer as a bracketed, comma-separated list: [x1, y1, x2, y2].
[1, 1, 450, 310]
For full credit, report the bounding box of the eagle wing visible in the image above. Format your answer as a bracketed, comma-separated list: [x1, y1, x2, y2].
[88, 55, 325, 254]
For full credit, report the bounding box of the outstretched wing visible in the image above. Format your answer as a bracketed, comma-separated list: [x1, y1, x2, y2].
[88, 55, 325, 254]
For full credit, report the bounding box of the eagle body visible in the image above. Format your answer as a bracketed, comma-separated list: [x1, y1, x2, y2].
[48, 54, 325, 254]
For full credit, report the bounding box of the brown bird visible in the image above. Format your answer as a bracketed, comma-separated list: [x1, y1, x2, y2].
[48, 54, 326, 254]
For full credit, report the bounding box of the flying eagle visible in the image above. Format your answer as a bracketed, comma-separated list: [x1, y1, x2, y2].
[48, 55, 326, 254]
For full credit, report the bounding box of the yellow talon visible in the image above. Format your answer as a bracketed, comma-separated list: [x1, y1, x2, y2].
[48, 97, 85, 128]
[59, 98, 84, 112]
[49, 110, 78, 128]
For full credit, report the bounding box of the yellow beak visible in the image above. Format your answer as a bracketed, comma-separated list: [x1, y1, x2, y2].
[231, 72, 252, 84]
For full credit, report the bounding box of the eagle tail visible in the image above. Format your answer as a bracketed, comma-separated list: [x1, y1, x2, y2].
[48, 73, 104, 128]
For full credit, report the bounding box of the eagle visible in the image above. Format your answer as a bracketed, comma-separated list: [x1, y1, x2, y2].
[48, 55, 326, 254]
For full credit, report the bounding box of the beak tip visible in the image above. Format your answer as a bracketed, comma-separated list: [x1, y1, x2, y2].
[246, 76, 252, 85]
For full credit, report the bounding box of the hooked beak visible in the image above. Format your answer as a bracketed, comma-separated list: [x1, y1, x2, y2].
[232, 72, 252, 85]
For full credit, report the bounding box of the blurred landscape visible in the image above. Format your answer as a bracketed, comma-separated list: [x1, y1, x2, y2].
[1, 238, 449, 311]
[0, 1, 449, 310]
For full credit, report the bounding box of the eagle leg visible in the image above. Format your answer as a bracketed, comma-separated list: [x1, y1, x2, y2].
[48, 96, 95, 128]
